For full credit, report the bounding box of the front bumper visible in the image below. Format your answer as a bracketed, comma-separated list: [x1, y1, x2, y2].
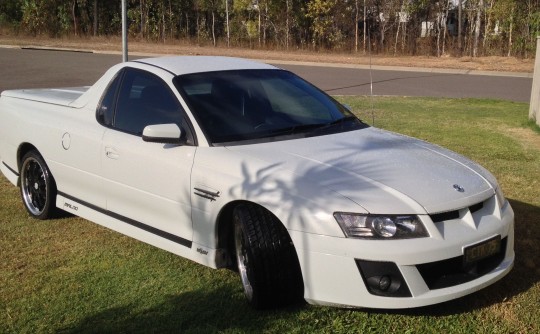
[290, 197, 515, 309]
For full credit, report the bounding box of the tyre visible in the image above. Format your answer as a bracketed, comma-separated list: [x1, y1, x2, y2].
[20, 150, 57, 219]
[233, 203, 304, 309]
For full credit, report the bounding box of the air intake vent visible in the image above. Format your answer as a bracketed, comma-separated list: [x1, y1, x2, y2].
[469, 202, 484, 214]
[429, 210, 459, 223]
[430, 201, 485, 223]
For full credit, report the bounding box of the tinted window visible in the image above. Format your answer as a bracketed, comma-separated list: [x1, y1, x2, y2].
[175, 69, 365, 144]
[97, 72, 122, 126]
[114, 68, 184, 135]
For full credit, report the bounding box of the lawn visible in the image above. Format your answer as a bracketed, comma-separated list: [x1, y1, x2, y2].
[1, 97, 539, 333]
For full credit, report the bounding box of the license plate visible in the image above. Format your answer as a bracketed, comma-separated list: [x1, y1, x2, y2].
[463, 236, 501, 265]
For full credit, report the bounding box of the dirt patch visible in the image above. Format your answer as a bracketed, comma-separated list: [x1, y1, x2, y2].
[0, 35, 534, 73]
[504, 127, 540, 152]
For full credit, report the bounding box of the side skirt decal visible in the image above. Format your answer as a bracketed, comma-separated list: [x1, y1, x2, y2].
[58, 191, 192, 248]
[2, 161, 19, 176]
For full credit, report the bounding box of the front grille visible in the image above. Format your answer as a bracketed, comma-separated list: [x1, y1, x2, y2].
[416, 237, 507, 290]
[430, 210, 459, 223]
[429, 200, 486, 223]
[469, 202, 484, 214]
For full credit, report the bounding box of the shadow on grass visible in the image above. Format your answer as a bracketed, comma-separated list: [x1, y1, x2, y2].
[59, 199, 539, 332]
[59, 286, 305, 334]
[53, 209, 75, 219]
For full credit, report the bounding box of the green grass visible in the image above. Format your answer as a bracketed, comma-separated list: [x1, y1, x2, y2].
[1, 97, 539, 333]
[525, 119, 540, 134]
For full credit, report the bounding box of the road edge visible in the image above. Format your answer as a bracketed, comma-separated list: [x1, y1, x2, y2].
[0, 44, 532, 78]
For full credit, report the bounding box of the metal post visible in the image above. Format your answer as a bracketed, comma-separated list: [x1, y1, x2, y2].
[122, 0, 128, 62]
[530, 37, 540, 126]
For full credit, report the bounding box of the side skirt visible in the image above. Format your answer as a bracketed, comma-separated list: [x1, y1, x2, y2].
[1, 160, 19, 186]
[56, 192, 220, 269]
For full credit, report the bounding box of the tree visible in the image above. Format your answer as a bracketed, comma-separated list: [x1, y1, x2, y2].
[1, 0, 538, 58]
[306, 0, 336, 48]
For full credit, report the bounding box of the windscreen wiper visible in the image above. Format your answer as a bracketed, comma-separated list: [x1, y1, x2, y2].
[313, 115, 360, 132]
[267, 123, 326, 136]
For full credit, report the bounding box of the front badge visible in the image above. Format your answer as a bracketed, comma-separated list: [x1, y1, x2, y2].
[453, 184, 465, 193]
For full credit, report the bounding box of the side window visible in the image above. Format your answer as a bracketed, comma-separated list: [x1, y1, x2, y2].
[114, 68, 185, 136]
[97, 72, 122, 127]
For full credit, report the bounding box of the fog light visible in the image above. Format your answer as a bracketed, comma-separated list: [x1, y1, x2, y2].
[379, 275, 391, 291]
[355, 260, 412, 297]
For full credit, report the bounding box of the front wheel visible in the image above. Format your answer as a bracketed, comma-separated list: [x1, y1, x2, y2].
[20, 150, 57, 219]
[233, 204, 304, 309]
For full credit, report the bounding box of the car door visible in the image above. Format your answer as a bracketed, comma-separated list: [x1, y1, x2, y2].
[99, 67, 196, 247]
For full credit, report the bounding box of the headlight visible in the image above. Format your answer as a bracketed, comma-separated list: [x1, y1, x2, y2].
[495, 186, 507, 207]
[334, 213, 429, 239]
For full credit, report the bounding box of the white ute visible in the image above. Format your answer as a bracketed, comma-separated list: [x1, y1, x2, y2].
[0, 56, 514, 309]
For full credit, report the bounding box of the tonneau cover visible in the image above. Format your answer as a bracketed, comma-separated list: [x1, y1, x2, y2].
[1, 87, 90, 107]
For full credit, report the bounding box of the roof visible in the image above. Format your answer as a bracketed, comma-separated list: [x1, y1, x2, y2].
[133, 56, 278, 76]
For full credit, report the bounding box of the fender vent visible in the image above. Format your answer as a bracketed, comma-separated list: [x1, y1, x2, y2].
[194, 187, 220, 201]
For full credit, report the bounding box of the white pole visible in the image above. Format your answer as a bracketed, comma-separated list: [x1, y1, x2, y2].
[530, 36, 540, 126]
[122, 0, 128, 62]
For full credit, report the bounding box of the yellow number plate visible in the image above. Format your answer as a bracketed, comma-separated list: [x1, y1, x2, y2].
[464, 236, 501, 265]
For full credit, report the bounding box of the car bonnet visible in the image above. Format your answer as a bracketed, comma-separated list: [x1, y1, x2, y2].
[225, 127, 496, 215]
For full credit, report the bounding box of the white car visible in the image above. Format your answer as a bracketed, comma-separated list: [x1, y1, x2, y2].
[0, 56, 514, 309]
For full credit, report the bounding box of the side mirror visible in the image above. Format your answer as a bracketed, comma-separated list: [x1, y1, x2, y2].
[142, 124, 183, 144]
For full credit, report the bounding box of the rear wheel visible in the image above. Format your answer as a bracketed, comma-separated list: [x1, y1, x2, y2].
[20, 150, 57, 219]
[233, 203, 303, 309]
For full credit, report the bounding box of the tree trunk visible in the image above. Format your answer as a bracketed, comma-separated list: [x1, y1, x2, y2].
[140, 0, 145, 38]
[93, 0, 98, 36]
[355, 0, 359, 52]
[212, 11, 216, 46]
[458, 0, 462, 56]
[394, 1, 404, 56]
[263, 3, 267, 47]
[286, 0, 290, 50]
[186, 12, 189, 39]
[196, 10, 200, 44]
[394, 21, 401, 56]
[442, 1, 449, 55]
[72, 1, 78, 36]
[162, 3, 166, 42]
[258, 3, 261, 47]
[508, 5, 514, 57]
[436, 12, 441, 57]
[169, 0, 173, 40]
[473, 0, 483, 57]
[363, 0, 366, 54]
[483, 0, 494, 50]
[226, 0, 230, 47]
[380, 13, 385, 51]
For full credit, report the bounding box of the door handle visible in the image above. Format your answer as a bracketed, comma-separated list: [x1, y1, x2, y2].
[105, 147, 119, 160]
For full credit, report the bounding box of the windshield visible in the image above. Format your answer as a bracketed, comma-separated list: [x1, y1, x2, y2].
[174, 69, 366, 145]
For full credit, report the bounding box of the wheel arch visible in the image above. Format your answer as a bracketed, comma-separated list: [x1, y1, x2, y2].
[214, 200, 302, 273]
[16, 143, 39, 186]
[222, 200, 305, 308]
[17, 143, 39, 168]
[214, 200, 251, 269]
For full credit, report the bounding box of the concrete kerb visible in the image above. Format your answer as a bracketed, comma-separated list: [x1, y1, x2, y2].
[1, 44, 532, 78]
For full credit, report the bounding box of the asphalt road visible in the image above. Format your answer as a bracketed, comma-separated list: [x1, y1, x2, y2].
[0, 47, 533, 102]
